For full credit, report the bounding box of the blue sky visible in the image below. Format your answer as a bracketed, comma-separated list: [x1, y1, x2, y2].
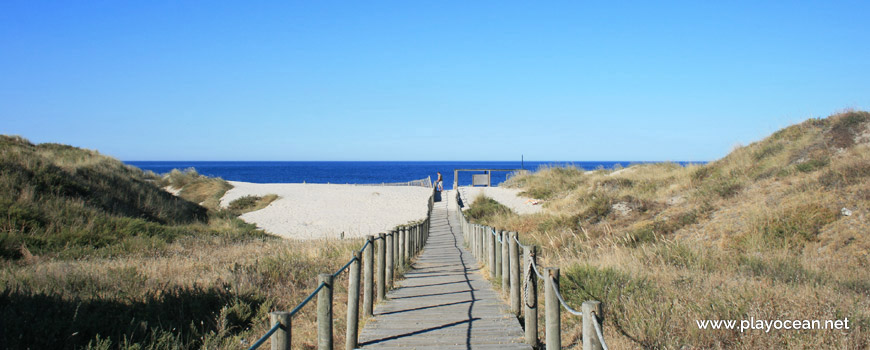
[2, 1, 868, 161]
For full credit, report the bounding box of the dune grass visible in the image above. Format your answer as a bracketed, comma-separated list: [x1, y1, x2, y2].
[0, 135, 370, 349]
[160, 168, 234, 210]
[228, 194, 280, 215]
[466, 111, 870, 349]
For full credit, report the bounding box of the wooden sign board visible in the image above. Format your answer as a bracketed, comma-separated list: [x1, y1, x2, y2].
[472, 174, 490, 187]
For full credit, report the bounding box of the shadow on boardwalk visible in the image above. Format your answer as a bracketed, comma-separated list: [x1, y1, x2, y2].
[358, 190, 529, 350]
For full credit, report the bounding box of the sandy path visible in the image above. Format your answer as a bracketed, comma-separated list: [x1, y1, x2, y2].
[457, 186, 542, 215]
[220, 181, 433, 240]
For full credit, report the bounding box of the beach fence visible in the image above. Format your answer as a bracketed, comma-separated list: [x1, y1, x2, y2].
[353, 176, 432, 188]
[455, 191, 609, 350]
[248, 188, 437, 350]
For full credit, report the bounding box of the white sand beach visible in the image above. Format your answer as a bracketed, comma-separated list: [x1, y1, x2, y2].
[457, 186, 543, 215]
[221, 181, 433, 240]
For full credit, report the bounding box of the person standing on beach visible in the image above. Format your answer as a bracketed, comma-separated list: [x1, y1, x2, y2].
[436, 172, 443, 191]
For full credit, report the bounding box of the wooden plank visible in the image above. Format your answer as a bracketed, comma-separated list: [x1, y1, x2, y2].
[358, 190, 531, 350]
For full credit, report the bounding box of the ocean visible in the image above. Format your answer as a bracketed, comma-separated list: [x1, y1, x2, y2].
[125, 161, 698, 190]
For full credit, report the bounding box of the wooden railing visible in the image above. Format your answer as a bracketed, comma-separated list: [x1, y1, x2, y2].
[455, 190, 609, 350]
[248, 189, 436, 350]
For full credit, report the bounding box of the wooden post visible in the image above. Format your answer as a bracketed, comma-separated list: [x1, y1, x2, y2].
[501, 230, 509, 292]
[317, 273, 334, 350]
[270, 311, 290, 350]
[418, 224, 423, 251]
[377, 233, 386, 301]
[399, 227, 406, 265]
[363, 235, 374, 317]
[416, 224, 420, 252]
[346, 252, 361, 350]
[393, 228, 399, 270]
[463, 218, 469, 245]
[418, 223, 424, 250]
[470, 224, 476, 256]
[386, 232, 394, 287]
[470, 224, 476, 255]
[477, 225, 483, 260]
[484, 226, 489, 264]
[583, 301, 603, 350]
[454, 169, 458, 192]
[488, 227, 496, 278]
[408, 229, 419, 257]
[495, 230, 503, 282]
[475, 225, 480, 259]
[402, 228, 414, 263]
[545, 268, 561, 350]
[480, 225, 485, 261]
[509, 232, 520, 315]
[404, 226, 410, 261]
[412, 225, 417, 253]
[523, 245, 538, 346]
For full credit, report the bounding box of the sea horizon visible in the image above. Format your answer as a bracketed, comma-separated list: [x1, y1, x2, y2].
[126, 160, 704, 190]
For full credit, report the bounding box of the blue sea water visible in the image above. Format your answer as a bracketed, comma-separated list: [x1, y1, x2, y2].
[125, 161, 699, 190]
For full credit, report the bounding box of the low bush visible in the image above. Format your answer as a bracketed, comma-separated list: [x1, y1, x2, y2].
[228, 194, 279, 214]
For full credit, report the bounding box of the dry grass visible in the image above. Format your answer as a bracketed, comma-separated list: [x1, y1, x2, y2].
[162, 168, 234, 210]
[0, 136, 386, 349]
[468, 111, 870, 349]
[1, 236, 370, 349]
[228, 194, 280, 215]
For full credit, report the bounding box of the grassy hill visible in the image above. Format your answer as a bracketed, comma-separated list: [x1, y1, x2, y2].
[0, 136, 358, 349]
[467, 111, 869, 348]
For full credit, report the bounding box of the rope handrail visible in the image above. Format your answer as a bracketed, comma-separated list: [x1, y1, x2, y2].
[332, 256, 358, 278]
[513, 235, 530, 250]
[248, 190, 435, 350]
[592, 310, 610, 350]
[248, 322, 282, 350]
[551, 280, 583, 316]
[248, 280, 327, 350]
[526, 251, 583, 316]
[358, 239, 371, 254]
[457, 189, 608, 349]
[530, 259, 545, 280]
[490, 227, 504, 243]
[290, 282, 326, 317]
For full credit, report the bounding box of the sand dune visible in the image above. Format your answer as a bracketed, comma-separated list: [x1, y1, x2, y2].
[221, 181, 433, 240]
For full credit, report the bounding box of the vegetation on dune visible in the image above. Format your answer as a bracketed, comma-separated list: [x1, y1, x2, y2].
[159, 168, 234, 211]
[465, 194, 515, 226]
[468, 111, 870, 348]
[0, 135, 359, 349]
[228, 194, 280, 215]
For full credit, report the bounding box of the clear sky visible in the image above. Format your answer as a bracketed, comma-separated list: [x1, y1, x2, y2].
[2, 1, 868, 161]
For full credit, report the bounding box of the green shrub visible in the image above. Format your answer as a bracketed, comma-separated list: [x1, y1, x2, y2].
[829, 111, 869, 148]
[819, 162, 870, 188]
[795, 157, 829, 173]
[759, 204, 838, 244]
[466, 195, 515, 225]
[738, 255, 823, 285]
[753, 142, 785, 161]
[622, 224, 657, 247]
[228, 194, 279, 214]
[708, 176, 743, 198]
[579, 194, 612, 223]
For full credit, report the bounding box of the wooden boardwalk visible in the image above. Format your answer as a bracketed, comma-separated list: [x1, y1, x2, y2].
[358, 190, 531, 350]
